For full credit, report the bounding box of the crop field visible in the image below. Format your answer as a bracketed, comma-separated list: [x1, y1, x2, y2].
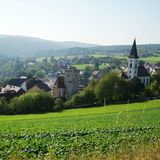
[0, 100, 160, 159]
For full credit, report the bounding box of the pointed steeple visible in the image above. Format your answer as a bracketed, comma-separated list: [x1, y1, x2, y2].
[129, 39, 138, 58]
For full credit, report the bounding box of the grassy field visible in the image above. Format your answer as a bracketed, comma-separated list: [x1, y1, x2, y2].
[140, 57, 160, 63]
[74, 63, 106, 70]
[114, 55, 160, 63]
[0, 100, 160, 159]
[74, 64, 94, 70]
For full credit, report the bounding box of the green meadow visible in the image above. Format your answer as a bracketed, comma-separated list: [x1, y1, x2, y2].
[74, 63, 106, 70]
[113, 55, 160, 63]
[0, 100, 160, 159]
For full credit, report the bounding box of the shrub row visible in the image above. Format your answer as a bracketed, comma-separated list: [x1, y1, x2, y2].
[0, 92, 63, 115]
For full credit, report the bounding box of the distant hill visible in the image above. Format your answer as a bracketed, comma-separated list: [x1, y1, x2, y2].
[0, 35, 97, 57]
[0, 35, 160, 57]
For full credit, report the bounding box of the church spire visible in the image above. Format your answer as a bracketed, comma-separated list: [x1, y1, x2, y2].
[129, 39, 138, 58]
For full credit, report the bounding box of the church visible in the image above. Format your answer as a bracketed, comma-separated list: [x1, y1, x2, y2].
[122, 39, 150, 87]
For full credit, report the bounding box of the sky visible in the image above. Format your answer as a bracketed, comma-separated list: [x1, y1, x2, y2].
[0, 0, 160, 45]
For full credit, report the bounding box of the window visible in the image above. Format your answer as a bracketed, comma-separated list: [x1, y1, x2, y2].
[130, 63, 132, 68]
[135, 71, 136, 74]
[146, 78, 149, 86]
[129, 70, 131, 73]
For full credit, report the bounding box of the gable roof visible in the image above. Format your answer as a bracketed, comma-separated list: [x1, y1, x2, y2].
[27, 79, 51, 92]
[8, 78, 26, 86]
[138, 66, 150, 77]
[2, 85, 24, 93]
[129, 39, 139, 58]
[35, 80, 51, 92]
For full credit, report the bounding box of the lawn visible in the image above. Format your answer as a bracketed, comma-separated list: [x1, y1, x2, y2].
[0, 100, 160, 159]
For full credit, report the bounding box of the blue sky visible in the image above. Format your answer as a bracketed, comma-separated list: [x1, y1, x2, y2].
[0, 0, 160, 45]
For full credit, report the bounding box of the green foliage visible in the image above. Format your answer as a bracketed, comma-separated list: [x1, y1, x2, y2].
[9, 92, 55, 114]
[54, 98, 64, 111]
[152, 71, 160, 84]
[65, 79, 97, 107]
[0, 97, 9, 114]
[95, 73, 145, 103]
[0, 100, 159, 159]
[149, 80, 160, 96]
[130, 77, 145, 96]
[95, 72, 125, 103]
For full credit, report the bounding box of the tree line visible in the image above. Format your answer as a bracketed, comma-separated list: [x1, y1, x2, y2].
[65, 72, 160, 107]
[1, 72, 160, 115]
[0, 92, 63, 115]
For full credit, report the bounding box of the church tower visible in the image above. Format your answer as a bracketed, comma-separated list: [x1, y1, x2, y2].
[64, 66, 80, 97]
[127, 39, 139, 79]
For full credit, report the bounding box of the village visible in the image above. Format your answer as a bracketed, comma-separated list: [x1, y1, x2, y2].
[0, 39, 160, 102]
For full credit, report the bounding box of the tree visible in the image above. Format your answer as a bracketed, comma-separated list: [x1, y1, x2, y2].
[152, 71, 160, 85]
[10, 92, 55, 114]
[130, 77, 145, 97]
[0, 98, 9, 114]
[149, 80, 160, 96]
[65, 79, 97, 107]
[54, 98, 64, 111]
[95, 72, 120, 103]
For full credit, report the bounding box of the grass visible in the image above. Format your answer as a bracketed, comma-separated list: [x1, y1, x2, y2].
[73, 64, 94, 70]
[114, 55, 160, 63]
[0, 100, 160, 159]
[89, 54, 108, 58]
[74, 63, 106, 70]
[140, 57, 160, 63]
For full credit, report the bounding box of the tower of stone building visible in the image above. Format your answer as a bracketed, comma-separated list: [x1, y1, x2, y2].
[64, 66, 80, 97]
[127, 39, 139, 79]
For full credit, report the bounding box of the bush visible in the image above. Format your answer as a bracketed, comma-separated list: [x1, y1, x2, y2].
[0, 97, 9, 114]
[54, 98, 64, 111]
[9, 92, 55, 114]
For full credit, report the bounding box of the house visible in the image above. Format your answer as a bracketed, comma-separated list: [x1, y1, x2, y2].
[149, 64, 160, 75]
[27, 79, 51, 93]
[1, 77, 27, 100]
[0, 85, 25, 101]
[7, 77, 27, 91]
[89, 70, 102, 80]
[122, 39, 150, 87]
